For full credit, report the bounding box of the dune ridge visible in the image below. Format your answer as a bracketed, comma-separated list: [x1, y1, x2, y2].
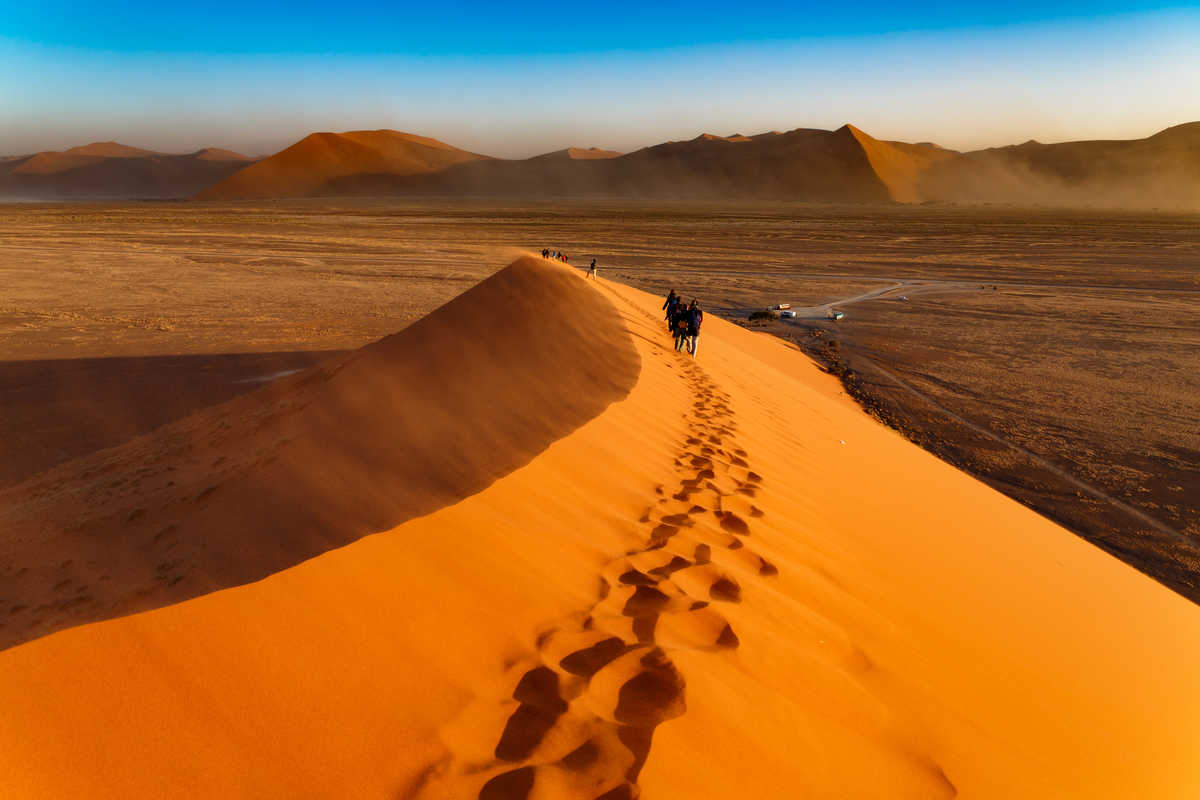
[918, 121, 1200, 206]
[10, 122, 1199, 205]
[530, 147, 624, 161]
[62, 141, 161, 158]
[843, 123, 958, 203]
[0, 256, 639, 651]
[190, 121, 1200, 207]
[0, 142, 256, 198]
[1, 258, 1198, 798]
[314, 124, 906, 201]
[196, 129, 489, 200]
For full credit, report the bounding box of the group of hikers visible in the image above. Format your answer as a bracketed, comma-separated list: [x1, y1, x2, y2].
[541, 248, 598, 279]
[662, 289, 703, 358]
[539, 250, 700, 354]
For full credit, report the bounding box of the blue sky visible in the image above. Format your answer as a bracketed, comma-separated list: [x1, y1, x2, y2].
[2, 1, 1198, 157]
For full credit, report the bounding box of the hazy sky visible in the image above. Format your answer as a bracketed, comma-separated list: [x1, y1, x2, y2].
[2, 2, 1198, 158]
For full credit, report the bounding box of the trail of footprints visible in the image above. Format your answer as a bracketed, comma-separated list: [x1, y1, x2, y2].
[413, 361, 777, 800]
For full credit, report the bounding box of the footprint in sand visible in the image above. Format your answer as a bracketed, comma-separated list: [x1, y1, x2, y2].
[411, 360, 778, 800]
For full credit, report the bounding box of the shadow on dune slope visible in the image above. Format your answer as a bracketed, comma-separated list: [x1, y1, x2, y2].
[0, 350, 344, 488]
[0, 256, 639, 651]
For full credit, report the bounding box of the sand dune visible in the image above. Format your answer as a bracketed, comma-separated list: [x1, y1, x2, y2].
[1, 256, 1198, 797]
[920, 121, 1200, 207]
[531, 147, 624, 160]
[843, 124, 958, 203]
[320, 124, 933, 201]
[0, 257, 638, 651]
[7, 122, 1199, 205]
[196, 129, 489, 200]
[189, 147, 254, 161]
[63, 141, 161, 158]
[0, 142, 255, 198]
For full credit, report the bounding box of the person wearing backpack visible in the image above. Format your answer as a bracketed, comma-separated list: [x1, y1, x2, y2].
[685, 300, 703, 358]
[662, 289, 679, 331]
[673, 307, 689, 352]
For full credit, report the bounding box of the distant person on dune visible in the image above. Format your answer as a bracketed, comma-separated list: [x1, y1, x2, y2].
[686, 300, 703, 358]
[541, 248, 549, 259]
[588, 259, 597, 279]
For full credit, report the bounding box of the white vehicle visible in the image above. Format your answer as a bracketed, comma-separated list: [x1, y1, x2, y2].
[775, 303, 792, 310]
[831, 310, 846, 321]
[780, 310, 797, 318]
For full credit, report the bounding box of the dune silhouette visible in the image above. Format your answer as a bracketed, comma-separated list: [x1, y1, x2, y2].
[843, 123, 958, 203]
[530, 146, 623, 161]
[313, 124, 952, 201]
[189, 147, 253, 161]
[187, 121, 1200, 207]
[0, 142, 256, 198]
[919, 121, 1200, 207]
[9, 122, 1199, 206]
[0, 256, 639, 651]
[63, 141, 160, 158]
[196, 129, 490, 200]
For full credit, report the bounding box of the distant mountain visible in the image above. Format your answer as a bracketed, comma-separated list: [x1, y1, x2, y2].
[918, 122, 1200, 208]
[0, 142, 256, 199]
[196, 130, 489, 200]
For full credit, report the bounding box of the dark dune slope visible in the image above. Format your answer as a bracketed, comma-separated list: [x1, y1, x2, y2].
[0, 256, 639, 651]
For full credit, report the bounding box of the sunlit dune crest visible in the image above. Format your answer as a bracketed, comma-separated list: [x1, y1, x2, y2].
[0, 256, 638, 651]
[1, 257, 1198, 798]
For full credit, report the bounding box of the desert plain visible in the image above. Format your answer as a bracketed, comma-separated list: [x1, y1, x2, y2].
[1, 199, 1199, 798]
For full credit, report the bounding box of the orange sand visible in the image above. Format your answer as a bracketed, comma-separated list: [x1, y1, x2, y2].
[197, 130, 488, 200]
[1, 256, 1198, 798]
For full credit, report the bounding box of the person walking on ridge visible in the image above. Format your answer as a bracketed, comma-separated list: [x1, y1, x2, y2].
[588, 259, 598, 279]
[663, 289, 679, 331]
[685, 299, 703, 358]
[672, 304, 689, 352]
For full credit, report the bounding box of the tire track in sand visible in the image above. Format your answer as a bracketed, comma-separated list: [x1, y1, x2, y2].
[408, 322, 778, 800]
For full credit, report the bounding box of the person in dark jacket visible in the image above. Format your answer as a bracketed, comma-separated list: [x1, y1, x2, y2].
[672, 307, 689, 351]
[685, 300, 703, 358]
[588, 259, 597, 279]
[663, 290, 680, 332]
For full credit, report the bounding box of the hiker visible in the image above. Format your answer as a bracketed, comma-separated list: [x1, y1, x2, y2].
[588, 259, 597, 279]
[662, 289, 679, 330]
[672, 306, 689, 352]
[685, 300, 703, 358]
[541, 248, 549, 259]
